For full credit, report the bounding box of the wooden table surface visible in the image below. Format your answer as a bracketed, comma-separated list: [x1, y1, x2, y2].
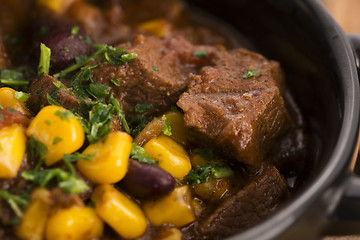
[321, 1, 359, 239]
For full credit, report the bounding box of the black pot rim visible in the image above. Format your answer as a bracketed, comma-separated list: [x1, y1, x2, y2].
[227, 1, 360, 239]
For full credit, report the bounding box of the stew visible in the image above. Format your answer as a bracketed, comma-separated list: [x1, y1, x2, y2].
[0, 0, 310, 239]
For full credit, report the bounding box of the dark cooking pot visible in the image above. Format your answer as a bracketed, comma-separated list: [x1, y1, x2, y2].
[184, 0, 360, 239]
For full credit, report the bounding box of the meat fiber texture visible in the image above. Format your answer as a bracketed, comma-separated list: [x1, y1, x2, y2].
[91, 34, 216, 118]
[194, 164, 289, 239]
[177, 48, 290, 167]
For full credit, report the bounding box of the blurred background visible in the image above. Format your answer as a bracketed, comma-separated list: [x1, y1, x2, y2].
[321, 0, 360, 34]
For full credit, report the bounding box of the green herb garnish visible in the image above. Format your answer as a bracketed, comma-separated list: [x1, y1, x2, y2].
[38, 43, 51, 78]
[110, 78, 121, 87]
[63, 152, 93, 162]
[26, 135, 48, 170]
[186, 164, 233, 187]
[242, 69, 262, 79]
[0, 190, 29, 218]
[134, 103, 152, 114]
[193, 50, 208, 59]
[161, 115, 172, 136]
[21, 168, 89, 195]
[52, 137, 63, 145]
[71, 25, 80, 35]
[152, 64, 159, 71]
[130, 143, 156, 164]
[14, 91, 29, 102]
[0, 68, 28, 87]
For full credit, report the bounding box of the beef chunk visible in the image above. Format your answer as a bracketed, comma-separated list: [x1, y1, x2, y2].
[185, 48, 286, 95]
[26, 74, 79, 114]
[178, 88, 289, 167]
[91, 34, 215, 117]
[195, 164, 288, 239]
[177, 49, 290, 167]
[0, 109, 29, 130]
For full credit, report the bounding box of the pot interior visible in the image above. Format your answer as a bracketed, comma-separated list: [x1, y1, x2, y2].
[184, 0, 358, 238]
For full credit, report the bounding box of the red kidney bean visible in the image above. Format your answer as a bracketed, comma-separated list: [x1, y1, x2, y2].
[40, 25, 93, 70]
[119, 159, 176, 198]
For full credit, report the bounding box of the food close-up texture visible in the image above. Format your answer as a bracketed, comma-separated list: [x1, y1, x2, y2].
[0, 0, 312, 239]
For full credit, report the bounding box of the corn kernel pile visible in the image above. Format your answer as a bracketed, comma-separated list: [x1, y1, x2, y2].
[0, 86, 233, 240]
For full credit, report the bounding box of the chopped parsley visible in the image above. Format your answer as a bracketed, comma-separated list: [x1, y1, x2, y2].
[130, 143, 156, 164]
[87, 82, 108, 100]
[79, 102, 115, 144]
[63, 152, 93, 162]
[242, 69, 262, 79]
[161, 115, 172, 136]
[38, 43, 51, 78]
[53, 80, 62, 89]
[14, 91, 29, 102]
[71, 25, 80, 35]
[134, 103, 152, 114]
[186, 164, 233, 187]
[26, 135, 48, 170]
[54, 109, 72, 122]
[110, 78, 121, 86]
[54, 44, 137, 79]
[193, 50, 208, 59]
[21, 168, 89, 195]
[46, 93, 61, 106]
[52, 137, 63, 145]
[152, 64, 159, 71]
[0, 68, 28, 87]
[0, 190, 29, 218]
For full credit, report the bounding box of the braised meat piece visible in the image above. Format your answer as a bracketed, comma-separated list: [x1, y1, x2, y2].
[26, 74, 79, 114]
[91, 34, 215, 117]
[0, 109, 29, 130]
[177, 49, 290, 167]
[194, 164, 289, 239]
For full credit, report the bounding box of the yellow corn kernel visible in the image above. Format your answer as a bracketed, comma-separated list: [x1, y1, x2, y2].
[16, 188, 51, 240]
[193, 178, 230, 202]
[155, 228, 182, 240]
[143, 186, 195, 227]
[0, 124, 26, 178]
[91, 184, 147, 239]
[77, 131, 132, 184]
[0, 87, 30, 116]
[190, 154, 207, 168]
[138, 19, 172, 38]
[26, 105, 84, 166]
[36, 0, 77, 14]
[45, 206, 103, 240]
[164, 111, 187, 145]
[143, 135, 191, 179]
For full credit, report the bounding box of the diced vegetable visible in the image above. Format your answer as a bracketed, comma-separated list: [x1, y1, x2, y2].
[138, 19, 172, 38]
[77, 131, 132, 184]
[91, 184, 147, 239]
[45, 206, 103, 240]
[164, 111, 187, 145]
[0, 87, 30, 116]
[26, 105, 84, 166]
[193, 178, 230, 202]
[143, 186, 195, 227]
[134, 118, 165, 146]
[0, 124, 26, 178]
[143, 135, 191, 179]
[16, 188, 51, 240]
